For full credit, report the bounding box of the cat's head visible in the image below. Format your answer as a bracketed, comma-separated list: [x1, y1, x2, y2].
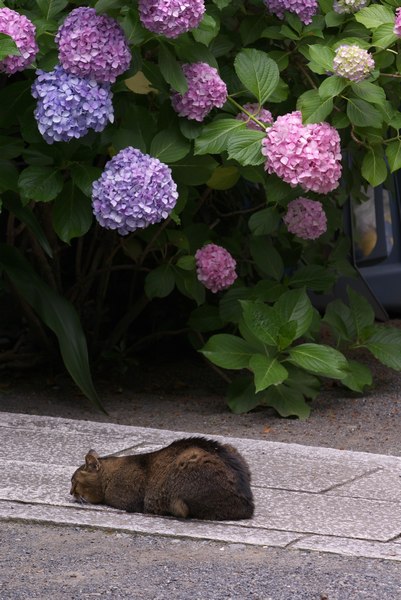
[70, 450, 105, 504]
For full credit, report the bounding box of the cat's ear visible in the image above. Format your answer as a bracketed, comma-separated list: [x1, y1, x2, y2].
[85, 449, 100, 472]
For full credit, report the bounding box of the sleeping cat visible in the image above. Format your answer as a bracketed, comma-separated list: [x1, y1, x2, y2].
[70, 437, 254, 520]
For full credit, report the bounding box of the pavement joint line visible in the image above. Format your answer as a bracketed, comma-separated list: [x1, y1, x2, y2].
[1, 412, 401, 561]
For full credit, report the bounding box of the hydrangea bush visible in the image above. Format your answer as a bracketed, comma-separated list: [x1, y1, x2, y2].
[2, 0, 401, 417]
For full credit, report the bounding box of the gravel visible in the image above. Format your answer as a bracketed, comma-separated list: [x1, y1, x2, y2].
[1, 522, 400, 600]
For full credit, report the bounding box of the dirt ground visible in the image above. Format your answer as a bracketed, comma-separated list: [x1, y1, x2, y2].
[1, 343, 400, 457]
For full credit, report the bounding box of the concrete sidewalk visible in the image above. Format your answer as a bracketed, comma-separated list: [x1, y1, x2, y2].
[1, 411, 400, 562]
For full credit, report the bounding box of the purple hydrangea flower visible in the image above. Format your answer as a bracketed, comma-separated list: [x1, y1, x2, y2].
[92, 147, 178, 236]
[31, 65, 114, 144]
[395, 8, 401, 37]
[138, 0, 205, 38]
[283, 198, 327, 240]
[262, 111, 342, 194]
[333, 0, 367, 14]
[263, 0, 318, 25]
[171, 62, 227, 122]
[195, 244, 237, 293]
[236, 103, 274, 131]
[55, 7, 131, 83]
[0, 8, 38, 75]
[333, 45, 375, 82]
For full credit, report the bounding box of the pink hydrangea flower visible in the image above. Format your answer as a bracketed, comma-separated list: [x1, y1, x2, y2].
[333, 45, 375, 83]
[55, 7, 131, 83]
[195, 244, 237, 293]
[138, 0, 205, 38]
[395, 8, 401, 36]
[171, 63, 227, 122]
[0, 8, 38, 75]
[236, 103, 274, 131]
[263, 0, 318, 25]
[283, 198, 327, 240]
[262, 111, 342, 194]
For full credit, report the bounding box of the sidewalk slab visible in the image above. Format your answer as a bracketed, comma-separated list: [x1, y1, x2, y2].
[1, 412, 401, 561]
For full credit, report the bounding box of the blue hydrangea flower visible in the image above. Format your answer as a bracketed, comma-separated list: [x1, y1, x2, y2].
[31, 65, 114, 144]
[92, 147, 179, 235]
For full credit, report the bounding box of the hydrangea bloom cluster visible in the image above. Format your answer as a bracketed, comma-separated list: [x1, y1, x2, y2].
[138, 0, 205, 38]
[171, 62, 227, 122]
[262, 111, 342, 194]
[31, 66, 114, 144]
[195, 244, 237, 293]
[333, 0, 367, 14]
[92, 147, 178, 236]
[55, 7, 131, 83]
[0, 8, 38, 75]
[283, 198, 327, 240]
[394, 8, 401, 37]
[263, 0, 318, 25]
[236, 103, 274, 131]
[333, 45, 375, 82]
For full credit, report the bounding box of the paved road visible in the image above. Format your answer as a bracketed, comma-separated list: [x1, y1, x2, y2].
[1, 412, 401, 598]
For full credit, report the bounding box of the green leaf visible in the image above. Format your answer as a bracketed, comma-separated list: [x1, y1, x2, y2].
[52, 183, 93, 244]
[0, 135, 24, 159]
[308, 45, 334, 71]
[94, 0, 124, 13]
[18, 166, 64, 204]
[227, 129, 265, 166]
[35, 0, 68, 19]
[323, 299, 356, 342]
[350, 81, 386, 105]
[347, 98, 383, 128]
[361, 147, 387, 187]
[201, 334, 258, 369]
[158, 46, 188, 94]
[234, 49, 280, 104]
[145, 265, 175, 299]
[193, 13, 220, 46]
[289, 265, 336, 293]
[285, 365, 321, 400]
[240, 301, 281, 346]
[207, 166, 240, 190]
[249, 354, 288, 392]
[0, 245, 103, 411]
[275, 288, 314, 339]
[0, 159, 19, 193]
[227, 376, 261, 414]
[264, 384, 311, 419]
[355, 5, 394, 30]
[173, 268, 205, 306]
[176, 255, 195, 270]
[250, 237, 284, 281]
[248, 208, 280, 236]
[172, 154, 218, 185]
[297, 89, 333, 124]
[195, 118, 246, 155]
[319, 76, 349, 99]
[347, 286, 375, 341]
[372, 23, 398, 50]
[2, 196, 53, 258]
[385, 140, 401, 173]
[0, 33, 19, 60]
[363, 326, 401, 370]
[286, 343, 349, 379]
[70, 164, 102, 197]
[188, 305, 223, 332]
[150, 128, 190, 163]
[341, 360, 372, 392]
